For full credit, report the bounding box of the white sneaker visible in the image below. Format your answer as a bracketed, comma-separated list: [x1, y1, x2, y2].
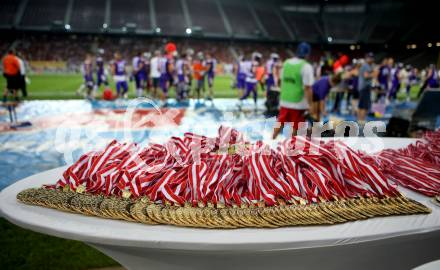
[236, 100, 243, 110]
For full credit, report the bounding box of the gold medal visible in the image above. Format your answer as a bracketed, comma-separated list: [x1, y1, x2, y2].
[76, 185, 86, 194]
[16, 188, 432, 229]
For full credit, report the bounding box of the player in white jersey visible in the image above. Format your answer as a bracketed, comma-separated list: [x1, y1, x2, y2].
[234, 55, 247, 97]
[237, 52, 262, 110]
[265, 53, 280, 92]
[149, 50, 161, 100]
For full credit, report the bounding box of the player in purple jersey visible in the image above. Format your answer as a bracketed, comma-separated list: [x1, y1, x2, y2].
[159, 55, 168, 99]
[418, 64, 439, 98]
[346, 62, 360, 115]
[185, 49, 194, 90]
[175, 53, 190, 101]
[234, 55, 246, 97]
[237, 52, 261, 109]
[426, 64, 439, 88]
[96, 55, 108, 89]
[389, 62, 402, 101]
[406, 66, 418, 100]
[77, 54, 95, 99]
[111, 52, 129, 99]
[204, 53, 216, 100]
[132, 52, 149, 97]
[377, 58, 391, 101]
[265, 53, 280, 93]
[311, 73, 341, 121]
[139, 54, 150, 96]
[159, 53, 174, 103]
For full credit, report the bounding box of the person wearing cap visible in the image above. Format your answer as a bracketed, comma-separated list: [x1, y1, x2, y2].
[357, 52, 377, 124]
[2, 49, 21, 102]
[273, 42, 314, 139]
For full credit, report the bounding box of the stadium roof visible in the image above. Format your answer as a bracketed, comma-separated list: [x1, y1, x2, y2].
[0, 0, 437, 44]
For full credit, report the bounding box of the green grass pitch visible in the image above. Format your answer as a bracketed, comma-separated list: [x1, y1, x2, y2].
[0, 74, 265, 100]
[0, 73, 420, 100]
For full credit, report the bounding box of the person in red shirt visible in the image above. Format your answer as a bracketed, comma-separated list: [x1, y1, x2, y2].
[255, 64, 265, 92]
[3, 50, 21, 102]
[192, 52, 206, 101]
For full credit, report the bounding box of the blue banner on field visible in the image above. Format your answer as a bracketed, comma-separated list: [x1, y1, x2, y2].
[0, 98, 419, 190]
[0, 99, 275, 190]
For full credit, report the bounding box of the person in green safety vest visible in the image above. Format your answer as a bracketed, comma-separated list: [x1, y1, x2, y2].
[273, 42, 315, 139]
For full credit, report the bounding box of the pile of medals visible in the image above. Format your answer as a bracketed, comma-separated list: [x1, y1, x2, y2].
[17, 126, 433, 228]
[372, 130, 440, 197]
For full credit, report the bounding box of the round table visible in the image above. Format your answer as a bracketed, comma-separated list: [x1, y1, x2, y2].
[1, 138, 440, 270]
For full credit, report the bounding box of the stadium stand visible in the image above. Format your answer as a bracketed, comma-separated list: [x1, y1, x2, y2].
[0, 0, 437, 45]
[360, 3, 403, 43]
[0, 0, 20, 26]
[282, 12, 322, 43]
[155, 0, 186, 35]
[187, 0, 226, 35]
[110, 0, 151, 31]
[20, 0, 68, 28]
[70, 0, 106, 31]
[222, 1, 259, 37]
[323, 13, 363, 43]
[321, 4, 365, 42]
[253, 4, 289, 40]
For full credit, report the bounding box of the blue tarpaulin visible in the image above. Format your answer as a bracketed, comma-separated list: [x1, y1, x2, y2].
[0, 98, 420, 190]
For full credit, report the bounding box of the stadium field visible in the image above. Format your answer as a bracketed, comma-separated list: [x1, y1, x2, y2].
[0, 74, 265, 100]
[0, 73, 421, 101]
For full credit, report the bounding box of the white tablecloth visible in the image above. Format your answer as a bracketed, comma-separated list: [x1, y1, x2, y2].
[1, 138, 439, 269]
